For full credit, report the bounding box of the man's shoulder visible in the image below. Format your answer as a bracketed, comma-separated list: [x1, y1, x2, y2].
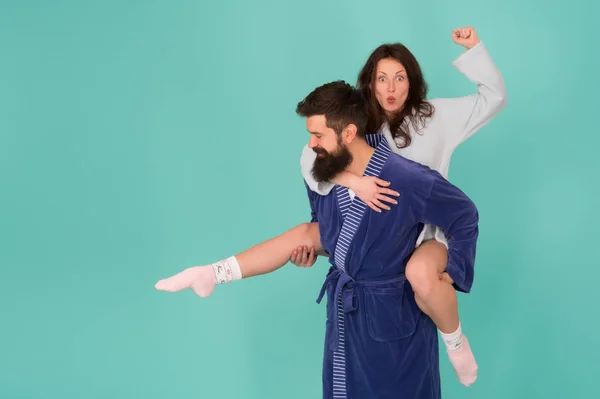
[382, 152, 439, 196]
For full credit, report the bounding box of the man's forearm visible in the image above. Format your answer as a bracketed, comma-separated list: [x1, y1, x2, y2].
[421, 178, 479, 293]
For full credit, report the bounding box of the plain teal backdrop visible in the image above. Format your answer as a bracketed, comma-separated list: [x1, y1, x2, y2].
[1, 0, 599, 398]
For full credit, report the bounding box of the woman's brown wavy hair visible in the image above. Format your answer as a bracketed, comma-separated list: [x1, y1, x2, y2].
[357, 43, 434, 148]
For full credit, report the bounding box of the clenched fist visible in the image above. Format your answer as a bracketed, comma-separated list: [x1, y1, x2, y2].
[452, 26, 480, 50]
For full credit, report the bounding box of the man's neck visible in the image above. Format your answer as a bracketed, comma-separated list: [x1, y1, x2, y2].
[345, 139, 375, 177]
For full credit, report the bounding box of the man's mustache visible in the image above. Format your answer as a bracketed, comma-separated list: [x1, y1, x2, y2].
[312, 146, 327, 155]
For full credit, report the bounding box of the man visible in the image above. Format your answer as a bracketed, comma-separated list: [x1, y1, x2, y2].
[156, 81, 478, 398]
[296, 80, 478, 398]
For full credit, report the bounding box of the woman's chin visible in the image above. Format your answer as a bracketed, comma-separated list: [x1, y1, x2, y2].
[383, 104, 402, 116]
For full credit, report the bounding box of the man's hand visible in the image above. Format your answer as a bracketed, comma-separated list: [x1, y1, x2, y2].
[439, 272, 455, 285]
[452, 26, 480, 50]
[290, 245, 317, 267]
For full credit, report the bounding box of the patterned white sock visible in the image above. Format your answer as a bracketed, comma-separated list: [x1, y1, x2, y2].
[211, 256, 242, 284]
[155, 256, 242, 298]
[439, 324, 478, 386]
[446, 334, 478, 386]
[440, 323, 464, 351]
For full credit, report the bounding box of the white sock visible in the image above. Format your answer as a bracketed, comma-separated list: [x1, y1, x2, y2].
[211, 256, 242, 284]
[440, 323, 464, 351]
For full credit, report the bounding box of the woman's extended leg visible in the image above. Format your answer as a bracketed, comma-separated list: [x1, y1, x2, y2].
[155, 223, 321, 296]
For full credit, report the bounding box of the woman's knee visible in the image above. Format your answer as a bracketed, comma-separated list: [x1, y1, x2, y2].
[405, 240, 448, 296]
[406, 261, 436, 297]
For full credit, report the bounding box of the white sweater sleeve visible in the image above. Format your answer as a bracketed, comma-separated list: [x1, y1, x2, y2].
[300, 145, 335, 195]
[437, 41, 507, 147]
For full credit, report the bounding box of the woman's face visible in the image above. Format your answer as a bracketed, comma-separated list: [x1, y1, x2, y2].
[372, 58, 410, 117]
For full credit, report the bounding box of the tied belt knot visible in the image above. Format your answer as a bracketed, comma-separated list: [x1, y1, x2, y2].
[316, 266, 407, 352]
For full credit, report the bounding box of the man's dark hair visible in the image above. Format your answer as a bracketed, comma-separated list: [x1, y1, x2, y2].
[296, 80, 369, 138]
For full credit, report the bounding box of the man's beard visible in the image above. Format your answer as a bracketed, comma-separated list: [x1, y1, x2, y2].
[311, 143, 353, 183]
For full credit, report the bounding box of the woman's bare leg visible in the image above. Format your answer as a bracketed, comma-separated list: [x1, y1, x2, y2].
[405, 239, 478, 387]
[237, 223, 321, 278]
[155, 223, 321, 296]
[405, 240, 458, 333]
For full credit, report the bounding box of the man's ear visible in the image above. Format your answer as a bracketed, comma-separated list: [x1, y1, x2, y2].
[343, 124, 358, 143]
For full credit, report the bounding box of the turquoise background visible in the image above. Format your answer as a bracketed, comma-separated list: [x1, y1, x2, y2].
[1, 0, 598, 398]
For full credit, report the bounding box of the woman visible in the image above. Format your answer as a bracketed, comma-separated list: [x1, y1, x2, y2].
[155, 26, 506, 388]
[293, 26, 506, 386]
